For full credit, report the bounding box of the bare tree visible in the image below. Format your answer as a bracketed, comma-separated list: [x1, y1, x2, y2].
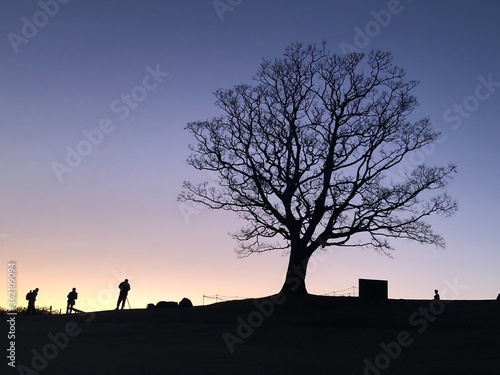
[179, 43, 457, 296]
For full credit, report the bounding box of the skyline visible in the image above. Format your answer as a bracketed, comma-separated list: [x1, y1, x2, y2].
[1, 0, 500, 312]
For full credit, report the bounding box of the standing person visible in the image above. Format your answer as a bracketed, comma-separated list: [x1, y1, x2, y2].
[27, 288, 39, 315]
[116, 279, 130, 310]
[67, 288, 78, 314]
[26, 290, 32, 313]
[434, 289, 440, 300]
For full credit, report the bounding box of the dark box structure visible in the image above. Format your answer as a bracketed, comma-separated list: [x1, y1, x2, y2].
[359, 279, 388, 300]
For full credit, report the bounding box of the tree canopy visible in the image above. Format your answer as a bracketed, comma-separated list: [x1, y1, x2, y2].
[179, 43, 457, 295]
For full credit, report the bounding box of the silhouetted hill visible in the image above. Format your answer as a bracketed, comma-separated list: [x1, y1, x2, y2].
[9, 296, 500, 374]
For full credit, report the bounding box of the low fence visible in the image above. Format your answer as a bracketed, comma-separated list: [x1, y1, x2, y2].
[321, 286, 359, 297]
[203, 286, 359, 305]
[202, 295, 247, 305]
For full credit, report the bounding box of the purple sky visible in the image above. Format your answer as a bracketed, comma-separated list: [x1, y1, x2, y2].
[1, 0, 499, 311]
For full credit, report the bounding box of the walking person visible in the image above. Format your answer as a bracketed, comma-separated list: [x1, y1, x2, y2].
[66, 287, 78, 314]
[116, 279, 130, 310]
[27, 288, 39, 315]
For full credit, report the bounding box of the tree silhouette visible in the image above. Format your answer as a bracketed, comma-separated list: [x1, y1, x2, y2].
[179, 43, 457, 296]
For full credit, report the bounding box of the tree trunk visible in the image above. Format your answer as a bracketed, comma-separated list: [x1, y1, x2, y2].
[280, 245, 311, 296]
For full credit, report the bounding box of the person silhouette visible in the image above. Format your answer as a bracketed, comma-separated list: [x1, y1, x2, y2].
[434, 289, 440, 300]
[67, 288, 78, 314]
[26, 290, 32, 313]
[27, 288, 39, 315]
[116, 279, 130, 310]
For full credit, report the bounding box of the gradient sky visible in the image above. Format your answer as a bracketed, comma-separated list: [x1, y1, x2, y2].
[1, 0, 499, 311]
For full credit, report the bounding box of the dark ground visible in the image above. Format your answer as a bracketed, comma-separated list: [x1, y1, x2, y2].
[3, 296, 500, 375]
